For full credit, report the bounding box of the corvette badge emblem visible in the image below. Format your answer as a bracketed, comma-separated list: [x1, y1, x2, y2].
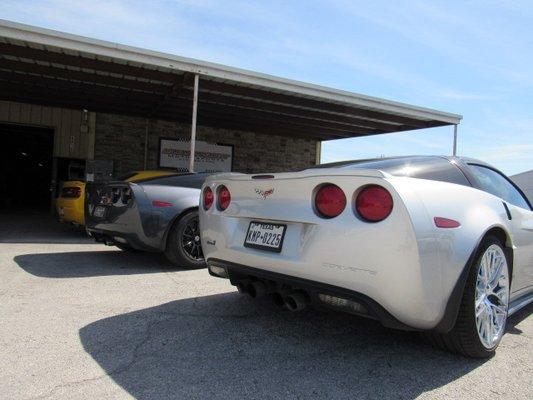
[255, 188, 274, 199]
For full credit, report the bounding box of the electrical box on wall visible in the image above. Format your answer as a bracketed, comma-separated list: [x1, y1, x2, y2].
[86, 160, 113, 182]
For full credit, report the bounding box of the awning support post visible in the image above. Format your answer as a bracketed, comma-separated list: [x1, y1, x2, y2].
[143, 118, 149, 170]
[452, 124, 458, 156]
[189, 73, 200, 172]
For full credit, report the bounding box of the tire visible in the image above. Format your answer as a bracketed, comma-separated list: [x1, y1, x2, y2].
[428, 236, 510, 358]
[164, 210, 206, 269]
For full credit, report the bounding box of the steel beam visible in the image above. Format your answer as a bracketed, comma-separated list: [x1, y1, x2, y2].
[453, 124, 458, 156]
[189, 74, 199, 172]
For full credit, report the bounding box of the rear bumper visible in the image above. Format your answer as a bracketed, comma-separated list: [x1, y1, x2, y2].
[85, 207, 161, 252]
[85, 182, 166, 252]
[208, 258, 415, 331]
[200, 215, 451, 330]
[86, 227, 158, 251]
[56, 201, 85, 226]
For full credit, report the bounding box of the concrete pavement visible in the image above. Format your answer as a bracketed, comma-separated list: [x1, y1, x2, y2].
[0, 212, 531, 399]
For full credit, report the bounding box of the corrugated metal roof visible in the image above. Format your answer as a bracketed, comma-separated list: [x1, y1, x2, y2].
[0, 19, 462, 140]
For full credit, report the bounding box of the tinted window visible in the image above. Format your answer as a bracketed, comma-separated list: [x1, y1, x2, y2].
[468, 164, 530, 209]
[314, 157, 470, 186]
[140, 173, 212, 189]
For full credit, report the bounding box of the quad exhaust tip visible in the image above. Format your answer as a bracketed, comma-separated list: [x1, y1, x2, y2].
[246, 281, 267, 298]
[284, 292, 310, 311]
[235, 280, 310, 311]
[234, 279, 368, 316]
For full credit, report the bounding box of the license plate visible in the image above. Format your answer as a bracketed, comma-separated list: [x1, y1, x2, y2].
[244, 221, 286, 253]
[93, 206, 106, 218]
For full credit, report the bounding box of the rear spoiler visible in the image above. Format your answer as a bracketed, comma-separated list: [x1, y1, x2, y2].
[205, 169, 388, 183]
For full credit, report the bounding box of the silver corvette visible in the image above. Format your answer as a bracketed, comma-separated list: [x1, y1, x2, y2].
[199, 156, 533, 357]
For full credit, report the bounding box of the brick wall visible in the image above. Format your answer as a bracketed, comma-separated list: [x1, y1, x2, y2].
[94, 113, 318, 177]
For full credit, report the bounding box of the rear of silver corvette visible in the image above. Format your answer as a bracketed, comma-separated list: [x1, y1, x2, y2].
[199, 170, 445, 330]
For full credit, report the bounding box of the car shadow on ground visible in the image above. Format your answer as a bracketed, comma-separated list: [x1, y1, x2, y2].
[79, 293, 531, 399]
[0, 211, 93, 245]
[13, 250, 174, 278]
[506, 303, 533, 335]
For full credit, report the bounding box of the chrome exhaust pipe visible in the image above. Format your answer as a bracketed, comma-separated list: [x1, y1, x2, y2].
[284, 292, 309, 311]
[246, 281, 267, 299]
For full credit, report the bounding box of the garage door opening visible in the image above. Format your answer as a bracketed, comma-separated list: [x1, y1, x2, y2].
[0, 123, 54, 211]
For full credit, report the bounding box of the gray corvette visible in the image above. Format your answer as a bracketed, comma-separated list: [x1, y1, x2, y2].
[85, 172, 212, 268]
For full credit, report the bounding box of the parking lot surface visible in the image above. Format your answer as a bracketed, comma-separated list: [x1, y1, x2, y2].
[0, 212, 531, 400]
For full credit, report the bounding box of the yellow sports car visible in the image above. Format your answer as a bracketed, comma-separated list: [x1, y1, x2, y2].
[56, 170, 175, 226]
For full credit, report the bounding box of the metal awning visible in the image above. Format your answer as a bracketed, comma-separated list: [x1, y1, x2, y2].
[0, 19, 461, 144]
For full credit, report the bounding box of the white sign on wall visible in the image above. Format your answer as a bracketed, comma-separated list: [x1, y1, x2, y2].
[158, 139, 233, 172]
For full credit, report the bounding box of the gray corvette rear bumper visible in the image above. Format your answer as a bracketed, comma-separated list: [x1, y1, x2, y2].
[207, 258, 418, 331]
[86, 227, 159, 251]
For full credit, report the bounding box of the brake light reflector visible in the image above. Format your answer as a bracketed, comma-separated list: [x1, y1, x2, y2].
[217, 185, 231, 210]
[355, 185, 393, 222]
[121, 187, 133, 204]
[434, 217, 461, 228]
[203, 187, 214, 210]
[61, 187, 82, 198]
[314, 184, 346, 218]
[152, 200, 173, 207]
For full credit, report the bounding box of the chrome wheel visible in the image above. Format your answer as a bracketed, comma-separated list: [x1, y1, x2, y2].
[180, 217, 204, 262]
[475, 244, 509, 349]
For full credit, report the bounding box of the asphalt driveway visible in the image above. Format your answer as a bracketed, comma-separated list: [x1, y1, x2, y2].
[0, 212, 531, 399]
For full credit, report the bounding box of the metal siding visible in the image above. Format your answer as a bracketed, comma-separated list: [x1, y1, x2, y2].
[51, 106, 62, 155]
[0, 100, 88, 159]
[0, 100, 9, 121]
[85, 112, 96, 160]
[8, 101, 21, 122]
[59, 108, 71, 157]
[41, 105, 53, 126]
[29, 103, 41, 125]
[69, 109, 81, 158]
[19, 102, 31, 122]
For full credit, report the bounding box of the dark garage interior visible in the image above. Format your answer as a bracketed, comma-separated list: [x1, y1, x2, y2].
[0, 123, 54, 211]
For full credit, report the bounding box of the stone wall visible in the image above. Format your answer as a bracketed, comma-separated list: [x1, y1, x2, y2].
[94, 113, 318, 177]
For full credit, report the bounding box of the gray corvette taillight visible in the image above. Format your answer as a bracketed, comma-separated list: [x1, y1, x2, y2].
[217, 185, 231, 211]
[203, 187, 214, 210]
[121, 187, 133, 204]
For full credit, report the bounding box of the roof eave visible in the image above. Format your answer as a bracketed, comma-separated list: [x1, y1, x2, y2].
[0, 19, 462, 126]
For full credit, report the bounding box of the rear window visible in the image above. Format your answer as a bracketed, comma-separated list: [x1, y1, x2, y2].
[140, 173, 212, 189]
[313, 157, 471, 186]
[61, 186, 82, 198]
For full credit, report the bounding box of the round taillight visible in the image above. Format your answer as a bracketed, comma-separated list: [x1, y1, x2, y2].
[217, 185, 231, 211]
[203, 187, 214, 210]
[355, 185, 393, 222]
[314, 184, 346, 218]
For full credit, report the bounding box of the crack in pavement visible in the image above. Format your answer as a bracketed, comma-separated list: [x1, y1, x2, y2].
[24, 314, 172, 400]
